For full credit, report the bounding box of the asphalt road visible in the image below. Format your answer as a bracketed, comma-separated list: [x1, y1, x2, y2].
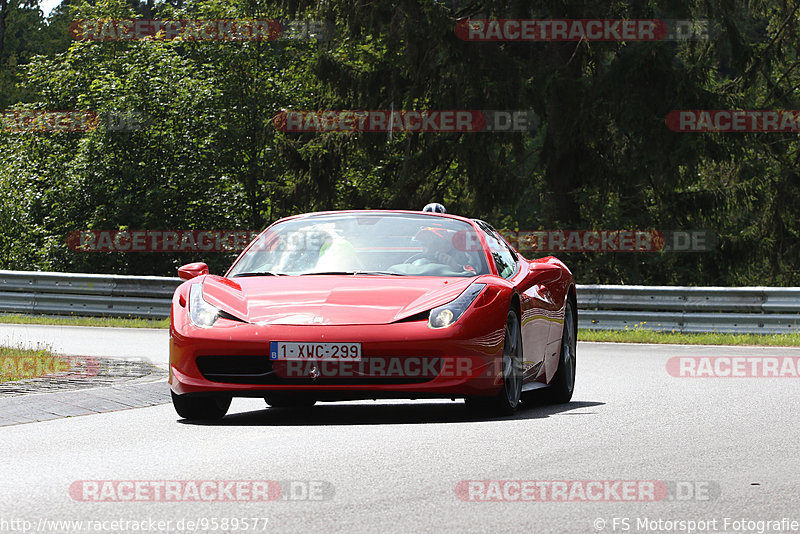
[1, 326, 799, 533]
[0, 323, 168, 367]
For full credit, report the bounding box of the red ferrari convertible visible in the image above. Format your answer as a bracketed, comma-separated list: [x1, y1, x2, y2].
[169, 208, 576, 419]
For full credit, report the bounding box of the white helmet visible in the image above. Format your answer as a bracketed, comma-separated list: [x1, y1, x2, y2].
[422, 203, 446, 213]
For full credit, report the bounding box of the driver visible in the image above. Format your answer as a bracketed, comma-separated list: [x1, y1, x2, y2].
[412, 227, 463, 270]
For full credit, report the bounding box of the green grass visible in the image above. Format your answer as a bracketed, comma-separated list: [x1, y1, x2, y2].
[0, 313, 169, 329]
[580, 328, 800, 346]
[0, 344, 62, 383]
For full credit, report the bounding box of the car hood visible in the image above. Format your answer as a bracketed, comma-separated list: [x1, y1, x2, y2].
[200, 275, 478, 325]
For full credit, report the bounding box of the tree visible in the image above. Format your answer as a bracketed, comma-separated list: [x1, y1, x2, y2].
[2, 0, 800, 284]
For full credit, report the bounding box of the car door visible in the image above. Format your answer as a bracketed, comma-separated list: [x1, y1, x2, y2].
[475, 222, 549, 382]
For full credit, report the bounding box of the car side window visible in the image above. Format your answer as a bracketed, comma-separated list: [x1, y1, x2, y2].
[476, 222, 517, 279]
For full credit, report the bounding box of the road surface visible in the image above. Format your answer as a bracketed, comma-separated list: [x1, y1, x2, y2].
[1, 325, 798, 533]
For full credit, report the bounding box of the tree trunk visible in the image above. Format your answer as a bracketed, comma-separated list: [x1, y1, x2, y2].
[542, 41, 585, 228]
[0, 0, 9, 62]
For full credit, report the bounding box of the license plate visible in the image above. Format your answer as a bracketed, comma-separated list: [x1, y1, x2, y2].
[270, 342, 362, 361]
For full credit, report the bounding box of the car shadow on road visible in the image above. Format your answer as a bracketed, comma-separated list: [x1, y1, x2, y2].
[179, 397, 605, 426]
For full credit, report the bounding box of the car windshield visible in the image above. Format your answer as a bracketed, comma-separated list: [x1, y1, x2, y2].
[228, 213, 490, 277]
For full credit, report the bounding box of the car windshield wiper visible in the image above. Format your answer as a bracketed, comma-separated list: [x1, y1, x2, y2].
[231, 271, 285, 277]
[298, 270, 404, 276]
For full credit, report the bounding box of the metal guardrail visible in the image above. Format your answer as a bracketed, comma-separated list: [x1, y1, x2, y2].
[577, 285, 800, 334]
[0, 270, 180, 318]
[0, 270, 798, 334]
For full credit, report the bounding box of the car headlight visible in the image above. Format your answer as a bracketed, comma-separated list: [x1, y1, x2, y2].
[189, 283, 220, 328]
[428, 283, 486, 329]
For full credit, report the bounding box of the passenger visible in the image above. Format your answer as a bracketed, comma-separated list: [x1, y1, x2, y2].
[315, 230, 361, 271]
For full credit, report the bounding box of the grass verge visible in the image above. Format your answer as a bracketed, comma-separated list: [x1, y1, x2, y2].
[0, 344, 61, 383]
[580, 329, 800, 346]
[0, 313, 169, 329]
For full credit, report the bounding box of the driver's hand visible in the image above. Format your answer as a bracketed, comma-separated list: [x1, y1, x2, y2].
[430, 251, 462, 269]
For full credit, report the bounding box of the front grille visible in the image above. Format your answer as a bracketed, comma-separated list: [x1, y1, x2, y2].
[195, 355, 441, 385]
[196, 355, 274, 383]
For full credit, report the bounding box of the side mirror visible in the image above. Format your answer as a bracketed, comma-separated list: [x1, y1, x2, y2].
[525, 262, 561, 285]
[178, 262, 209, 281]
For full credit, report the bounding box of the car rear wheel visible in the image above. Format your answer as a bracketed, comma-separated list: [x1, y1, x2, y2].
[465, 309, 523, 416]
[171, 391, 231, 420]
[543, 298, 576, 404]
[265, 394, 317, 408]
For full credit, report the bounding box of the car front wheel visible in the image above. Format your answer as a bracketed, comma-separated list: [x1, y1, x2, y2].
[171, 391, 231, 420]
[465, 308, 523, 416]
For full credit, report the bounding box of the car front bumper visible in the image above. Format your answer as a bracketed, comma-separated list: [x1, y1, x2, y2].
[169, 317, 507, 400]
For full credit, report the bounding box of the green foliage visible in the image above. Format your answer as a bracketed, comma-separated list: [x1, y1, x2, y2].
[0, 0, 799, 284]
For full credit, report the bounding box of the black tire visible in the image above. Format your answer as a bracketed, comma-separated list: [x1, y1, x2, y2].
[465, 308, 523, 416]
[543, 298, 576, 404]
[171, 391, 231, 420]
[265, 394, 317, 408]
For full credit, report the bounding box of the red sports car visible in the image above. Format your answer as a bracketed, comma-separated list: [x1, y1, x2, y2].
[169, 209, 576, 419]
